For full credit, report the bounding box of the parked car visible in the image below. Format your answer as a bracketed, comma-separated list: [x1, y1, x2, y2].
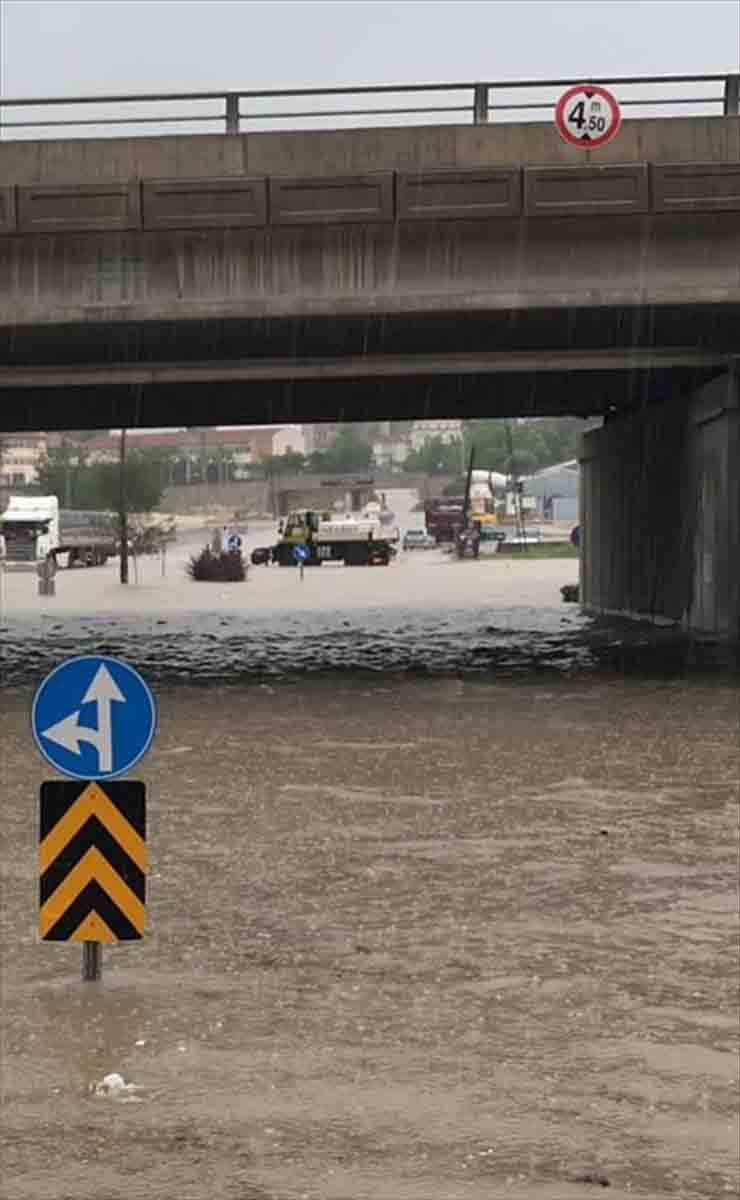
[402, 529, 437, 550]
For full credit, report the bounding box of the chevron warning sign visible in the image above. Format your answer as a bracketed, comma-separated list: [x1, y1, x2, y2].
[39, 781, 147, 942]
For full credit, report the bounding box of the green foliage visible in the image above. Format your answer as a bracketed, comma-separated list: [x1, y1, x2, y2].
[186, 546, 246, 582]
[36, 446, 168, 514]
[404, 437, 463, 475]
[497, 541, 578, 558]
[441, 477, 467, 497]
[260, 451, 307, 476]
[463, 418, 583, 475]
[309, 428, 373, 474]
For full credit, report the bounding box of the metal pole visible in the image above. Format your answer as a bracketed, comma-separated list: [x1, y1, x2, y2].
[473, 83, 490, 124]
[82, 941, 102, 981]
[225, 93, 240, 134]
[119, 427, 129, 584]
[723, 74, 740, 115]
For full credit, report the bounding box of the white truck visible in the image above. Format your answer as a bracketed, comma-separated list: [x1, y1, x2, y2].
[0, 495, 118, 567]
[255, 508, 400, 566]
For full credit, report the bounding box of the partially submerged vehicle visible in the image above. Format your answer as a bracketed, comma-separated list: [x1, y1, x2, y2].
[252, 509, 399, 567]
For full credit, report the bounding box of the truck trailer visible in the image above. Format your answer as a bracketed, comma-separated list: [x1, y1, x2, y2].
[0, 495, 118, 567]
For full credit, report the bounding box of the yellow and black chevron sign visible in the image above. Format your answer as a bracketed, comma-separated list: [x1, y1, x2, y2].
[39, 781, 147, 942]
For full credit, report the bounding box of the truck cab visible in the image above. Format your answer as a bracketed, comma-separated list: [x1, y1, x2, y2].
[0, 496, 59, 563]
[280, 510, 323, 546]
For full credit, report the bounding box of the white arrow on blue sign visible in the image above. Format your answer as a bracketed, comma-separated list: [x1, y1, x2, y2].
[32, 656, 157, 781]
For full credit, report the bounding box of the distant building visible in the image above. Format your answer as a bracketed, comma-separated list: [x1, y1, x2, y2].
[303, 424, 340, 455]
[524, 460, 580, 519]
[372, 433, 410, 469]
[272, 425, 306, 457]
[37, 425, 309, 488]
[0, 433, 49, 488]
[409, 419, 463, 452]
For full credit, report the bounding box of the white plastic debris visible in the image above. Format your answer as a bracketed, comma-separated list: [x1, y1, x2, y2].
[93, 1072, 142, 1101]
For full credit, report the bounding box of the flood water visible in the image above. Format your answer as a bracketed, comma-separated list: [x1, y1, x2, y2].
[1, 496, 738, 1200]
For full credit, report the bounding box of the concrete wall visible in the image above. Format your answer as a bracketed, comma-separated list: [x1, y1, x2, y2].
[160, 471, 443, 515]
[2, 209, 738, 331]
[1, 118, 738, 185]
[580, 372, 739, 636]
[685, 374, 740, 635]
[161, 479, 270, 515]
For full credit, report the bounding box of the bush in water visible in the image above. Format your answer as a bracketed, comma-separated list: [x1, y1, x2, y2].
[186, 546, 246, 582]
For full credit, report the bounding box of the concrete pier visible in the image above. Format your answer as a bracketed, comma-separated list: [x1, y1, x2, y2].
[580, 371, 738, 637]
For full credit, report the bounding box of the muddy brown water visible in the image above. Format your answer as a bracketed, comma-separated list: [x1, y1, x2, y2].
[0, 549, 738, 1199]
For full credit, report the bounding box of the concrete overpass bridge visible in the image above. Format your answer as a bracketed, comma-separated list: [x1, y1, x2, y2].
[0, 76, 738, 636]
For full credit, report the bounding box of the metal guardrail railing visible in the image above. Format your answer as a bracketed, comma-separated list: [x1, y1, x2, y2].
[0, 73, 738, 138]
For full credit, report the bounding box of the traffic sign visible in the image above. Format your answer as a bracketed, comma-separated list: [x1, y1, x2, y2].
[39, 781, 147, 942]
[32, 656, 157, 781]
[226, 533, 242, 552]
[555, 84, 621, 148]
[292, 544, 310, 563]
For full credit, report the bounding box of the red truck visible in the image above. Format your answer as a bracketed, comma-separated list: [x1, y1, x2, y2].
[423, 497, 466, 544]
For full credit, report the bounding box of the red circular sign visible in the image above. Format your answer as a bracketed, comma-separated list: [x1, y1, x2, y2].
[555, 84, 621, 149]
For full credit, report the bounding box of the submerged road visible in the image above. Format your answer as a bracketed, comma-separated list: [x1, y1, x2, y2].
[0, 506, 737, 1200]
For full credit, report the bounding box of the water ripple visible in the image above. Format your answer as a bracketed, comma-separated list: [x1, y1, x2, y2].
[2, 605, 737, 689]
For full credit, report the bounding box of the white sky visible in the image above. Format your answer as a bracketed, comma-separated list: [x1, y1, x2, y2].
[1, 1, 739, 96]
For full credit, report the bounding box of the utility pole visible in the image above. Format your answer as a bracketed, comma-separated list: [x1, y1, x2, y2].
[119, 428, 129, 584]
[61, 434, 72, 506]
[505, 422, 526, 545]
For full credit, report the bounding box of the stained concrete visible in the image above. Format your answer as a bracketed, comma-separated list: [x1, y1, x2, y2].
[0, 116, 738, 185]
[580, 371, 739, 637]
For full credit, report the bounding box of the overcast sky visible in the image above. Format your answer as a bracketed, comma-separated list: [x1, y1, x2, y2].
[1, 1, 739, 97]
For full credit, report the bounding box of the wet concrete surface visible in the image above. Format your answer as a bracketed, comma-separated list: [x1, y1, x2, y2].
[0, 505, 738, 1199]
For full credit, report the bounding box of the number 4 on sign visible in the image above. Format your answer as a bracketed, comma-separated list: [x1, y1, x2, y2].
[568, 99, 586, 129]
[555, 83, 621, 149]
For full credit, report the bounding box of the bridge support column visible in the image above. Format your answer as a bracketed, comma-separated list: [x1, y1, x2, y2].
[579, 371, 739, 638]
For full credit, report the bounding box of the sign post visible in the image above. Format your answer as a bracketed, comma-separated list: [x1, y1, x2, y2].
[83, 940, 102, 982]
[32, 656, 156, 981]
[555, 84, 621, 149]
[292, 542, 310, 580]
[36, 555, 56, 597]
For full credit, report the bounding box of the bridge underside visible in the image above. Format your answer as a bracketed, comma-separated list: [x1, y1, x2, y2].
[1, 303, 734, 432]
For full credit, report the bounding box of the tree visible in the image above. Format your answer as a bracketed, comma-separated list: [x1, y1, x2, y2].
[36, 445, 94, 507]
[404, 437, 462, 475]
[442, 476, 468, 496]
[92, 451, 167, 514]
[259, 451, 307, 476]
[463, 418, 586, 474]
[36, 446, 167, 513]
[310, 428, 373, 474]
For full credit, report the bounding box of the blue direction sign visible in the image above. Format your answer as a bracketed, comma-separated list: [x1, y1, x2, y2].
[32, 656, 157, 781]
[226, 533, 242, 552]
[292, 544, 310, 563]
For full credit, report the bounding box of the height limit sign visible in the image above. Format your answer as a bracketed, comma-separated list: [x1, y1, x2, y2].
[555, 84, 621, 149]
